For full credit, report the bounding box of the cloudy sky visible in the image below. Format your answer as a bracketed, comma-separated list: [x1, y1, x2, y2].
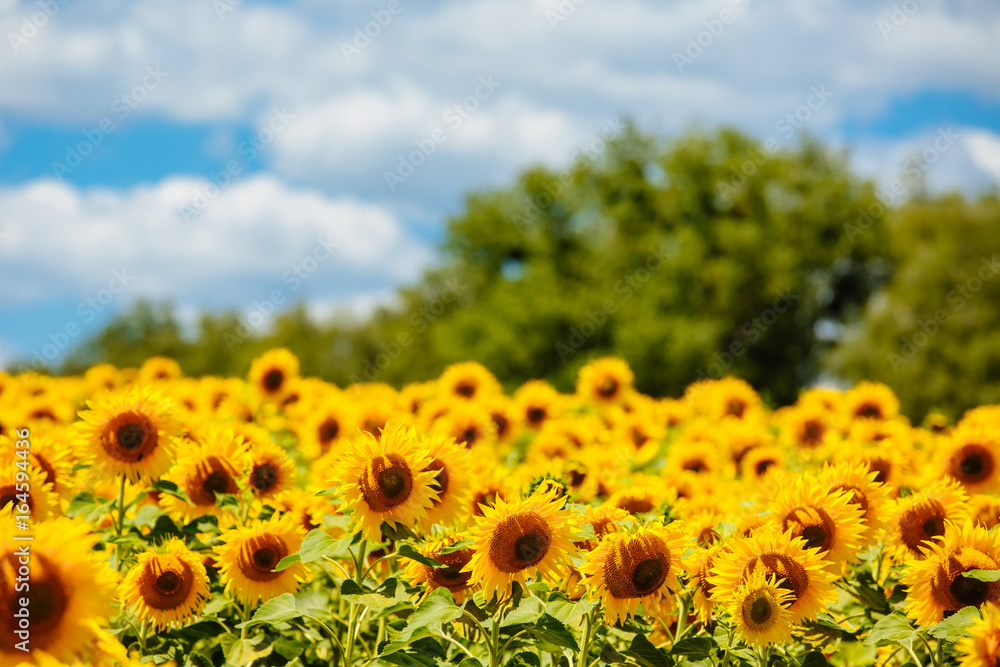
[1, 0, 998, 369]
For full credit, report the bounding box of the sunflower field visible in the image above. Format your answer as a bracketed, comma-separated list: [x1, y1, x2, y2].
[3, 351, 1000, 667]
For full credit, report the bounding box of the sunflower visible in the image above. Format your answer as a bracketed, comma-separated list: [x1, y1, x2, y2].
[0, 463, 59, 521]
[465, 489, 576, 602]
[886, 478, 968, 560]
[776, 404, 838, 452]
[298, 399, 357, 460]
[904, 521, 1000, 626]
[216, 514, 308, 605]
[728, 570, 794, 647]
[576, 357, 634, 405]
[437, 362, 503, 401]
[842, 381, 899, 422]
[467, 467, 509, 518]
[686, 377, 763, 421]
[404, 530, 477, 603]
[970, 494, 1000, 530]
[0, 515, 116, 665]
[14, 427, 78, 501]
[481, 395, 522, 446]
[686, 543, 725, 624]
[768, 477, 866, 568]
[816, 460, 892, 546]
[609, 407, 666, 467]
[432, 401, 498, 450]
[246, 439, 296, 500]
[137, 356, 184, 384]
[76, 385, 184, 483]
[418, 433, 472, 530]
[580, 520, 688, 624]
[708, 526, 837, 624]
[514, 380, 564, 430]
[119, 538, 210, 630]
[248, 348, 300, 400]
[957, 602, 1000, 667]
[332, 422, 439, 542]
[940, 423, 1000, 494]
[741, 446, 785, 482]
[576, 504, 631, 552]
[161, 428, 250, 522]
[607, 475, 669, 515]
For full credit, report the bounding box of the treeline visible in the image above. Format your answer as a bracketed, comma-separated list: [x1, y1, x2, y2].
[47, 124, 1000, 419]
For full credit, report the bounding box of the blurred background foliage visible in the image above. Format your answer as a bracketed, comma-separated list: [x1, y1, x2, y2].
[48, 124, 1000, 419]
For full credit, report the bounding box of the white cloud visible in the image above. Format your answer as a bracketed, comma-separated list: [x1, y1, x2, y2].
[0, 175, 433, 307]
[847, 126, 1000, 199]
[965, 131, 1000, 183]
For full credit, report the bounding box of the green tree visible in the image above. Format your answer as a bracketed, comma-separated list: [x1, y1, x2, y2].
[415, 125, 890, 402]
[827, 194, 1000, 419]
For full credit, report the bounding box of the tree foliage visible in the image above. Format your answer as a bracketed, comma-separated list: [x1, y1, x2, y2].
[828, 194, 1000, 418]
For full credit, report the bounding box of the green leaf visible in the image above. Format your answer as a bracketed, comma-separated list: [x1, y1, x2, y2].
[150, 480, 191, 503]
[963, 569, 1000, 582]
[132, 504, 164, 528]
[928, 606, 981, 641]
[298, 529, 352, 563]
[457, 660, 484, 667]
[624, 633, 671, 667]
[273, 636, 305, 660]
[396, 543, 446, 569]
[801, 651, 829, 667]
[505, 652, 541, 667]
[224, 637, 272, 666]
[340, 578, 408, 612]
[408, 587, 463, 628]
[501, 595, 544, 627]
[438, 539, 474, 555]
[274, 553, 301, 572]
[244, 593, 300, 626]
[600, 643, 626, 664]
[544, 594, 596, 626]
[670, 636, 713, 659]
[864, 614, 916, 646]
[526, 615, 578, 651]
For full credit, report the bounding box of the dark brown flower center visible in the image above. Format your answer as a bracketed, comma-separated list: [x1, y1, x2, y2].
[263, 369, 284, 392]
[250, 463, 279, 493]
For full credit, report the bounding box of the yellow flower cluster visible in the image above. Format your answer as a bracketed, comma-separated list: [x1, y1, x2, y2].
[0, 353, 999, 666]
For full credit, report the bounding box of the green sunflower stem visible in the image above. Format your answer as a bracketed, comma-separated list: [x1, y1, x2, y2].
[579, 605, 600, 666]
[344, 539, 369, 666]
[673, 594, 688, 643]
[114, 474, 127, 572]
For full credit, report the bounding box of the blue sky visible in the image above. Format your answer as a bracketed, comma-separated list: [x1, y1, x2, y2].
[1, 0, 999, 370]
